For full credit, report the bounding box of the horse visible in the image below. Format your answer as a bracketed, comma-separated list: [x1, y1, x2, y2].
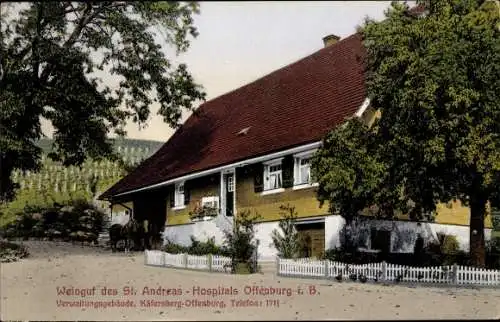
[143, 220, 164, 250]
[109, 217, 145, 252]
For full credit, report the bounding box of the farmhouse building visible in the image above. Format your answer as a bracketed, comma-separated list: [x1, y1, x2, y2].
[100, 33, 493, 260]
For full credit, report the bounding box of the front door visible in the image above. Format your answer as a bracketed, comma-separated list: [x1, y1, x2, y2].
[296, 222, 325, 258]
[224, 172, 234, 217]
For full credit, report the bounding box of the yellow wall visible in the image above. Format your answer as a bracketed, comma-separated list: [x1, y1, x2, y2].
[166, 175, 220, 226]
[235, 166, 492, 228]
[434, 200, 492, 228]
[154, 150, 492, 229]
[236, 167, 328, 222]
[360, 106, 381, 128]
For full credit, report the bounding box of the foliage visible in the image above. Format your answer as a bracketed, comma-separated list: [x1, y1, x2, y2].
[437, 233, 460, 255]
[162, 239, 189, 254]
[271, 204, 303, 259]
[311, 119, 396, 220]
[189, 202, 219, 221]
[0, 241, 29, 263]
[323, 232, 499, 269]
[0, 199, 105, 244]
[0, 1, 205, 202]
[0, 137, 162, 227]
[485, 237, 500, 268]
[187, 236, 230, 256]
[161, 236, 229, 256]
[313, 0, 500, 266]
[223, 210, 261, 273]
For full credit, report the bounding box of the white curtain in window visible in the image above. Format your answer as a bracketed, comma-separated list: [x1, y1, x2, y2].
[269, 172, 282, 189]
[300, 166, 310, 184]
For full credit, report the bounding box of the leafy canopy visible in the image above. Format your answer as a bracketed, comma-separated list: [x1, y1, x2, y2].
[312, 0, 499, 266]
[362, 0, 500, 212]
[313, 0, 500, 218]
[0, 2, 206, 202]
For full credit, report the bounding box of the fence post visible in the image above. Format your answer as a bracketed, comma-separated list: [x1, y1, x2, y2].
[452, 264, 458, 285]
[144, 250, 148, 265]
[324, 260, 329, 279]
[381, 261, 387, 282]
[276, 257, 280, 276]
[184, 253, 188, 269]
[208, 254, 213, 272]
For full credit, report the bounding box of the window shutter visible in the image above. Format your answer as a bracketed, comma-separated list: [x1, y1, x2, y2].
[253, 163, 264, 193]
[169, 186, 175, 208]
[282, 155, 294, 188]
[184, 181, 190, 205]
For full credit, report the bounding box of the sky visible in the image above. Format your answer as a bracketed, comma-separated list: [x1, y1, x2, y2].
[41, 1, 395, 142]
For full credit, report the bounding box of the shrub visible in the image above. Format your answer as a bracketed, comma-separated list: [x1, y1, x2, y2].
[0, 241, 29, 263]
[486, 237, 500, 269]
[438, 233, 460, 255]
[223, 209, 260, 274]
[161, 236, 229, 256]
[0, 199, 105, 244]
[271, 204, 302, 259]
[162, 239, 189, 254]
[323, 248, 380, 263]
[188, 236, 230, 256]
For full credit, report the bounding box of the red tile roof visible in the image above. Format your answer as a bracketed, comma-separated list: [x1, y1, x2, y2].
[100, 33, 367, 199]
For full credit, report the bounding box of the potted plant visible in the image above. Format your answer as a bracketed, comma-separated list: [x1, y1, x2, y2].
[189, 202, 219, 222]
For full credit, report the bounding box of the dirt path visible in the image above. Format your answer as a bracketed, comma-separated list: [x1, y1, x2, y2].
[1, 241, 499, 321]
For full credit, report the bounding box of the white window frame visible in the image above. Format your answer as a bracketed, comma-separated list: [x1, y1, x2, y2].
[227, 175, 234, 193]
[173, 181, 186, 209]
[262, 158, 285, 195]
[293, 150, 319, 190]
[201, 196, 220, 210]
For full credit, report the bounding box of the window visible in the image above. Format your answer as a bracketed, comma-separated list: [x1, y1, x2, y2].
[174, 182, 185, 207]
[293, 150, 317, 188]
[201, 196, 219, 209]
[296, 157, 311, 185]
[227, 175, 234, 192]
[264, 162, 282, 191]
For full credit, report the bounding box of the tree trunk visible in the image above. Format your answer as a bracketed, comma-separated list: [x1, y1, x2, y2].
[469, 196, 486, 267]
[0, 153, 16, 203]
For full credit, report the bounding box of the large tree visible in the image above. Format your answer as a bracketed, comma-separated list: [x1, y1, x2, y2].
[0, 2, 205, 202]
[312, 0, 499, 266]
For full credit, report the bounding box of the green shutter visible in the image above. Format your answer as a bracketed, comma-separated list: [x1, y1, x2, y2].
[253, 163, 264, 193]
[282, 155, 294, 188]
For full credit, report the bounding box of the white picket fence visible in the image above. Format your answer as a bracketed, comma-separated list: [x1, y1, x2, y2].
[144, 250, 232, 273]
[277, 258, 500, 287]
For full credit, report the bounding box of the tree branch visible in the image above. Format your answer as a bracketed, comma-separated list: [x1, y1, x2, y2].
[39, 3, 102, 83]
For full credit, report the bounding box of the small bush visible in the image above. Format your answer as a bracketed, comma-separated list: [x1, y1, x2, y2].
[438, 233, 460, 255]
[223, 210, 260, 274]
[0, 241, 29, 263]
[188, 236, 229, 256]
[161, 236, 230, 256]
[0, 199, 105, 244]
[271, 204, 302, 259]
[162, 239, 189, 254]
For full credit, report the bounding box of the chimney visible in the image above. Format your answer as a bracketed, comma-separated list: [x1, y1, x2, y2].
[322, 34, 340, 48]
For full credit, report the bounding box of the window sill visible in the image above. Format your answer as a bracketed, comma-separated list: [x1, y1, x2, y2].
[292, 182, 319, 190]
[171, 205, 187, 211]
[190, 216, 216, 222]
[260, 188, 285, 196]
